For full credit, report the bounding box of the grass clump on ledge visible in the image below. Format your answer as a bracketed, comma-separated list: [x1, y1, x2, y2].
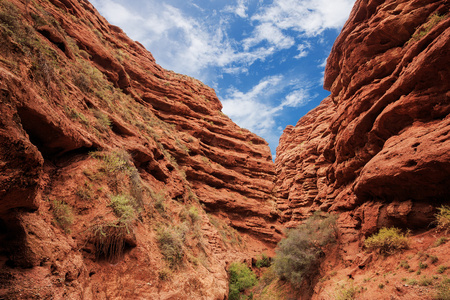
[364, 227, 409, 255]
[435, 205, 450, 234]
[52, 200, 74, 233]
[157, 225, 185, 269]
[109, 194, 136, 223]
[228, 262, 257, 300]
[91, 222, 130, 263]
[272, 212, 337, 287]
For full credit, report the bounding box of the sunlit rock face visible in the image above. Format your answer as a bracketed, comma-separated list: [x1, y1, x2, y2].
[0, 0, 281, 298]
[276, 0, 450, 257]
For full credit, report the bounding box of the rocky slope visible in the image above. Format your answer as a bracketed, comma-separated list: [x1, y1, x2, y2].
[276, 0, 449, 261]
[0, 0, 281, 298]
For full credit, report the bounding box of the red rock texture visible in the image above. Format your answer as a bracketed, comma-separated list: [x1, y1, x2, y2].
[276, 0, 450, 258]
[0, 0, 280, 298]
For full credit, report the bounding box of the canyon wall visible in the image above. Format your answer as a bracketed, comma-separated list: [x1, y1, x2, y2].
[0, 0, 280, 298]
[276, 0, 450, 259]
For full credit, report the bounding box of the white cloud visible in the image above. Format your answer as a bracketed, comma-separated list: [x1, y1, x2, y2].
[248, 0, 354, 49]
[221, 75, 312, 147]
[90, 0, 354, 79]
[224, 0, 249, 18]
[282, 89, 309, 107]
[294, 42, 311, 59]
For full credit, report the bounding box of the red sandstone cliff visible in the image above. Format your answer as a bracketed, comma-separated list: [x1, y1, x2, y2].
[276, 0, 449, 259]
[0, 0, 280, 298]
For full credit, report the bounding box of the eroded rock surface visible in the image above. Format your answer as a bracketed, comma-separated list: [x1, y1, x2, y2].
[276, 0, 450, 258]
[0, 0, 280, 298]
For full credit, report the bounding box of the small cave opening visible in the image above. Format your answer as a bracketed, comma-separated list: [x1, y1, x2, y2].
[17, 107, 93, 159]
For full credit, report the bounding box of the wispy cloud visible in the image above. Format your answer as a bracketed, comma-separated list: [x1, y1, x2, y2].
[221, 75, 313, 148]
[224, 0, 249, 18]
[91, 0, 353, 78]
[251, 0, 354, 36]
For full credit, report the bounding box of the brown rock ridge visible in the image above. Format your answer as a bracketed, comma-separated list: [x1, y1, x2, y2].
[276, 0, 450, 259]
[0, 0, 280, 298]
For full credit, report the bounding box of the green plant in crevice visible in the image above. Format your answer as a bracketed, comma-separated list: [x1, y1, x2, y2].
[52, 200, 74, 233]
[364, 227, 409, 255]
[228, 262, 257, 300]
[109, 194, 136, 223]
[156, 225, 185, 269]
[255, 253, 271, 268]
[410, 13, 447, 42]
[272, 212, 337, 286]
[334, 280, 360, 300]
[434, 277, 450, 300]
[435, 205, 450, 234]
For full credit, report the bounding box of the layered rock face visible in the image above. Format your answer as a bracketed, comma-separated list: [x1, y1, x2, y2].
[276, 0, 449, 257]
[0, 0, 279, 298]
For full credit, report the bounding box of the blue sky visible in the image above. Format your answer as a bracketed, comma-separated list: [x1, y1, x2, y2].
[89, 0, 355, 156]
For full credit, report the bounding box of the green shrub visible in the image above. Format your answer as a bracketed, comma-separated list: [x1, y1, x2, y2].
[92, 109, 111, 132]
[438, 265, 448, 274]
[419, 261, 429, 269]
[188, 206, 200, 223]
[52, 200, 74, 232]
[434, 277, 450, 300]
[157, 226, 184, 269]
[400, 260, 410, 269]
[334, 281, 359, 300]
[109, 194, 135, 223]
[430, 255, 439, 264]
[273, 212, 337, 286]
[434, 237, 448, 247]
[410, 13, 447, 42]
[436, 205, 450, 234]
[364, 227, 409, 255]
[255, 253, 271, 268]
[407, 279, 417, 286]
[419, 276, 432, 286]
[228, 262, 257, 300]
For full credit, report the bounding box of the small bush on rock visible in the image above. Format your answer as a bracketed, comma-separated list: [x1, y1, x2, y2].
[364, 227, 409, 255]
[52, 200, 74, 233]
[228, 262, 257, 300]
[157, 226, 184, 269]
[272, 212, 337, 286]
[435, 205, 450, 234]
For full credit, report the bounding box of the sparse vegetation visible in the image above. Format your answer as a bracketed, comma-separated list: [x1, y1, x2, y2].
[272, 212, 337, 286]
[109, 194, 136, 223]
[434, 277, 450, 300]
[90, 221, 130, 262]
[52, 200, 74, 233]
[430, 255, 439, 264]
[228, 262, 257, 300]
[400, 260, 410, 269]
[419, 276, 432, 286]
[419, 261, 429, 269]
[188, 206, 200, 223]
[410, 13, 447, 42]
[157, 225, 185, 269]
[434, 237, 448, 247]
[407, 279, 417, 286]
[364, 227, 409, 255]
[438, 265, 448, 274]
[435, 205, 450, 234]
[334, 280, 359, 300]
[158, 268, 172, 281]
[255, 253, 271, 268]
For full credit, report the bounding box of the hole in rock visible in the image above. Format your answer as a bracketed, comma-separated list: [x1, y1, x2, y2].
[17, 107, 80, 157]
[405, 160, 418, 167]
[148, 166, 169, 183]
